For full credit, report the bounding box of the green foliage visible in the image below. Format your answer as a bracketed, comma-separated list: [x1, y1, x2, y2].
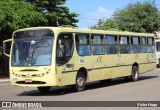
[90, 18, 118, 30]
[113, 1, 160, 33]
[0, 0, 46, 40]
[0, 44, 2, 56]
[0, 0, 79, 41]
[90, 1, 160, 33]
[26, 0, 79, 27]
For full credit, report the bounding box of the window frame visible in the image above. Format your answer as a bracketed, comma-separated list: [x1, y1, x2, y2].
[119, 36, 131, 54]
[131, 36, 142, 54]
[105, 35, 118, 54]
[91, 34, 105, 55]
[147, 37, 154, 53]
[75, 33, 91, 56]
[141, 37, 148, 53]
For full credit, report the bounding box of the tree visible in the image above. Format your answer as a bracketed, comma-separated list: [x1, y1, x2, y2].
[0, 0, 46, 76]
[0, 0, 46, 41]
[26, 0, 79, 27]
[90, 18, 118, 30]
[113, 1, 160, 33]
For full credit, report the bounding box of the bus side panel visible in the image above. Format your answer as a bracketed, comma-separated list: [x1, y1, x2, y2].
[138, 53, 156, 73]
[82, 56, 103, 82]
[102, 55, 125, 79]
[57, 57, 77, 86]
[120, 66, 132, 77]
[61, 72, 77, 86]
[139, 63, 156, 74]
[120, 54, 132, 77]
[59, 55, 103, 86]
[102, 67, 121, 79]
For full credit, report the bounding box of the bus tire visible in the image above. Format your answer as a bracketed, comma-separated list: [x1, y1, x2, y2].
[74, 72, 86, 92]
[37, 87, 51, 93]
[100, 79, 111, 83]
[124, 76, 130, 81]
[131, 66, 139, 81]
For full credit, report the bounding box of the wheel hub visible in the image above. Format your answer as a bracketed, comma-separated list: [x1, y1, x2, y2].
[77, 77, 84, 87]
[134, 69, 138, 78]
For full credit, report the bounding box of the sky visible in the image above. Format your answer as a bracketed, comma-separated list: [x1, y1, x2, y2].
[65, 0, 160, 28]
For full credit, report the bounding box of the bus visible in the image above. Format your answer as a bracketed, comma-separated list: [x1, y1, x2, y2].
[155, 36, 160, 67]
[3, 27, 156, 93]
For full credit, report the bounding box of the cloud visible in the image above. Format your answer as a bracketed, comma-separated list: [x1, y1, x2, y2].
[78, 6, 114, 28]
[87, 6, 114, 20]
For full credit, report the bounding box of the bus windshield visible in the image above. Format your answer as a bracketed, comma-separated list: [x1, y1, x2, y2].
[12, 30, 54, 66]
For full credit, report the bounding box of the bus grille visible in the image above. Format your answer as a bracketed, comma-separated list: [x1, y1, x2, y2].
[16, 81, 46, 84]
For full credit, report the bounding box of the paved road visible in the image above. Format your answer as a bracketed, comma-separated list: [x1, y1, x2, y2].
[0, 68, 160, 110]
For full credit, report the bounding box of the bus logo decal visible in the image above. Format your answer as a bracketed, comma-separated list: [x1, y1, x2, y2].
[134, 54, 139, 60]
[80, 59, 84, 64]
[94, 56, 104, 64]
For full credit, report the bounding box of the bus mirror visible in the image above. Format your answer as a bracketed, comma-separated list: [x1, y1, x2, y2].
[3, 39, 12, 57]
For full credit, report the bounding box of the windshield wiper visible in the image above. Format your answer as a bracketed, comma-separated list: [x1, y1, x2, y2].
[28, 38, 46, 65]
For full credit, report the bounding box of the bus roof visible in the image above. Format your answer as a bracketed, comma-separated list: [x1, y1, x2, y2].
[13, 27, 155, 37]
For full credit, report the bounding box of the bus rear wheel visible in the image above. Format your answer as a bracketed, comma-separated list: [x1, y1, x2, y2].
[37, 87, 51, 93]
[74, 72, 86, 92]
[131, 66, 139, 81]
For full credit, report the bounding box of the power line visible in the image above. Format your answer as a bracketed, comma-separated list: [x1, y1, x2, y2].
[78, 16, 108, 21]
[78, 17, 100, 21]
[80, 14, 103, 18]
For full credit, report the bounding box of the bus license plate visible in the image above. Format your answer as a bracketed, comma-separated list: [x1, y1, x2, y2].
[25, 79, 32, 83]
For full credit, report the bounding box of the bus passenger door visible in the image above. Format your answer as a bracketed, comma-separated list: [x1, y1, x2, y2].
[56, 33, 75, 86]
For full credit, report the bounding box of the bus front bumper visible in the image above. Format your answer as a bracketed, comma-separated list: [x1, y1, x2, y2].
[10, 73, 58, 87]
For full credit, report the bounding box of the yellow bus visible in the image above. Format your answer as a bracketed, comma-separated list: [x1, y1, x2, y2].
[3, 27, 156, 93]
[154, 32, 160, 67]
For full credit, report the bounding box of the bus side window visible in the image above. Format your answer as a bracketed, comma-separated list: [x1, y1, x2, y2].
[120, 36, 130, 54]
[91, 35, 105, 55]
[76, 34, 91, 56]
[131, 36, 141, 53]
[56, 33, 74, 65]
[147, 37, 154, 53]
[105, 35, 118, 54]
[141, 37, 147, 53]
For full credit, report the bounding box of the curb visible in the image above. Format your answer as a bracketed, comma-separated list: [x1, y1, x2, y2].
[0, 79, 10, 82]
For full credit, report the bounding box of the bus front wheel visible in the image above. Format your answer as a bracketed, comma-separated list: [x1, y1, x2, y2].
[37, 87, 51, 93]
[131, 66, 139, 81]
[74, 72, 86, 92]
